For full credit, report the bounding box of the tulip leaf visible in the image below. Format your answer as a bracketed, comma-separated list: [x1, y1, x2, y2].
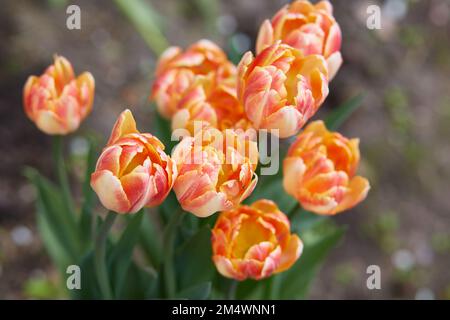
[290, 208, 326, 234]
[175, 282, 212, 300]
[113, 0, 168, 55]
[71, 250, 100, 299]
[151, 110, 178, 153]
[108, 210, 144, 298]
[175, 225, 215, 290]
[120, 263, 159, 299]
[79, 135, 98, 250]
[278, 221, 345, 299]
[24, 168, 79, 262]
[139, 210, 164, 268]
[36, 205, 72, 273]
[325, 94, 364, 131]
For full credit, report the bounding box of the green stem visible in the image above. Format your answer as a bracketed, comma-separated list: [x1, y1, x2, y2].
[95, 211, 117, 299]
[288, 203, 300, 218]
[52, 136, 76, 215]
[227, 280, 238, 300]
[162, 209, 185, 299]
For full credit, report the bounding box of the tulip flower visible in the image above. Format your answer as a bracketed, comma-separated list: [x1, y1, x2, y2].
[283, 120, 370, 215]
[172, 127, 258, 217]
[237, 42, 329, 138]
[91, 110, 177, 214]
[171, 65, 252, 136]
[151, 39, 234, 119]
[23, 55, 95, 135]
[256, 0, 342, 79]
[212, 199, 303, 281]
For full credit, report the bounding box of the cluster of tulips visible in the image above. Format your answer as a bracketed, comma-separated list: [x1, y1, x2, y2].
[23, 0, 369, 285]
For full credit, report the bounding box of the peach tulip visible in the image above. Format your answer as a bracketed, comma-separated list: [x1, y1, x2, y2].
[212, 199, 303, 281]
[91, 110, 177, 214]
[256, 0, 342, 79]
[237, 42, 329, 138]
[23, 55, 95, 135]
[151, 40, 234, 119]
[283, 120, 370, 215]
[172, 127, 258, 217]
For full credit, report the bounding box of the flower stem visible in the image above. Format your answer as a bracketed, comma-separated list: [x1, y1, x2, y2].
[52, 136, 76, 215]
[227, 280, 238, 300]
[95, 211, 117, 299]
[162, 209, 185, 299]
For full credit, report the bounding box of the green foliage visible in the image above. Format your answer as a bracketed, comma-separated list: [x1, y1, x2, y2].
[113, 0, 168, 55]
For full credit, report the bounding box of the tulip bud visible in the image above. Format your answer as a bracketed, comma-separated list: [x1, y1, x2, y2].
[212, 199, 303, 280]
[23, 55, 95, 135]
[256, 0, 342, 79]
[91, 110, 177, 214]
[172, 127, 258, 217]
[238, 42, 329, 138]
[283, 120, 370, 215]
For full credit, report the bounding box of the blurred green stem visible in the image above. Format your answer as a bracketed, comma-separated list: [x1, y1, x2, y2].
[162, 209, 185, 298]
[95, 211, 117, 299]
[113, 0, 168, 55]
[227, 280, 237, 300]
[52, 136, 75, 216]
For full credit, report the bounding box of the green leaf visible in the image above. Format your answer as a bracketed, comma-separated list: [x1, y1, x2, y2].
[175, 226, 215, 290]
[291, 209, 326, 234]
[79, 135, 98, 250]
[71, 250, 100, 299]
[139, 210, 163, 268]
[113, 0, 168, 55]
[278, 221, 345, 299]
[36, 209, 71, 272]
[151, 110, 178, 152]
[175, 282, 212, 300]
[325, 94, 364, 131]
[108, 210, 144, 298]
[24, 168, 79, 262]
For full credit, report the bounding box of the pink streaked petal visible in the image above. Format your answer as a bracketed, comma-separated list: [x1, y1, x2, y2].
[256, 19, 274, 54]
[107, 109, 138, 145]
[283, 156, 306, 198]
[213, 256, 245, 280]
[326, 51, 343, 80]
[91, 170, 131, 214]
[263, 106, 304, 138]
[276, 234, 303, 273]
[95, 145, 122, 175]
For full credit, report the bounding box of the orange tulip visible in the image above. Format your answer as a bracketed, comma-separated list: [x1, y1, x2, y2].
[212, 199, 303, 281]
[237, 42, 329, 138]
[172, 127, 258, 217]
[283, 120, 370, 215]
[91, 110, 177, 214]
[151, 40, 233, 119]
[256, 0, 342, 79]
[23, 55, 95, 135]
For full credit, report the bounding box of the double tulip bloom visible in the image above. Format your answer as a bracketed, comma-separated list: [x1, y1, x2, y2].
[256, 0, 342, 79]
[171, 63, 251, 135]
[151, 40, 235, 120]
[212, 200, 302, 281]
[238, 42, 329, 138]
[152, 40, 251, 136]
[91, 110, 177, 214]
[23, 55, 95, 135]
[172, 127, 258, 217]
[283, 121, 370, 215]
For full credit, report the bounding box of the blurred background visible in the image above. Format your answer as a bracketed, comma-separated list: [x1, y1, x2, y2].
[0, 0, 449, 299]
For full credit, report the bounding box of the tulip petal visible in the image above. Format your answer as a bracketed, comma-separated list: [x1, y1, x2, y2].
[91, 170, 130, 214]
